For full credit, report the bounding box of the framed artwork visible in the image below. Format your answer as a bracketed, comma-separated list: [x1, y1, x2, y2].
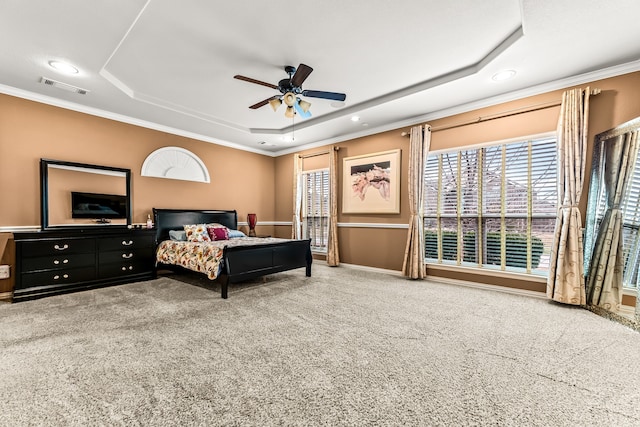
[342, 149, 401, 214]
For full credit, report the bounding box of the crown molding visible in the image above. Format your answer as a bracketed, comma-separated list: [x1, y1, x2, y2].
[275, 59, 640, 156]
[0, 84, 273, 157]
[2, 59, 639, 158]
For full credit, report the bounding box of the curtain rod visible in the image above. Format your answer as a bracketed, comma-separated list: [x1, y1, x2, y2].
[300, 146, 339, 159]
[401, 87, 601, 136]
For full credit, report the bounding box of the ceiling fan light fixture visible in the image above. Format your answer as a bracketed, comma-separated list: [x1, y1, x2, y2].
[298, 99, 311, 113]
[283, 92, 296, 107]
[269, 98, 282, 112]
[235, 64, 345, 120]
[285, 105, 295, 118]
[294, 99, 312, 119]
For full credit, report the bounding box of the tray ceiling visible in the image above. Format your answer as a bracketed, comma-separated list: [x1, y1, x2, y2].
[1, 0, 640, 155]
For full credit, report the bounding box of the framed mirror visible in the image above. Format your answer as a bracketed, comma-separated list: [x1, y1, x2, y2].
[40, 159, 132, 230]
[584, 117, 640, 322]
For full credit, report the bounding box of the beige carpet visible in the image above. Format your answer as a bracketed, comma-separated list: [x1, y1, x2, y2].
[1, 264, 640, 426]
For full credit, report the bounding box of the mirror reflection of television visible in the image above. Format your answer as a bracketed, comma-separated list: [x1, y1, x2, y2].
[71, 191, 128, 219]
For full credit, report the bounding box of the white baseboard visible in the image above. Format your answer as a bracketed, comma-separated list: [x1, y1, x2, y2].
[339, 262, 546, 299]
[339, 263, 403, 276]
[427, 275, 547, 299]
[619, 304, 635, 316]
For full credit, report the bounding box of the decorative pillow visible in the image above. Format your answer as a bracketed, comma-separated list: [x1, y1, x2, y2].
[206, 222, 225, 229]
[207, 225, 229, 241]
[183, 224, 211, 242]
[168, 229, 187, 241]
[228, 229, 246, 238]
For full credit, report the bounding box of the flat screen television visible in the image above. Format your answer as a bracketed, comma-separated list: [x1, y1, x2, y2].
[71, 191, 128, 219]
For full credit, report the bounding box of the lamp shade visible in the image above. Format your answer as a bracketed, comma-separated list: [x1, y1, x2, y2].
[294, 99, 312, 119]
[268, 98, 282, 112]
[283, 92, 296, 107]
[285, 106, 295, 118]
[298, 99, 311, 112]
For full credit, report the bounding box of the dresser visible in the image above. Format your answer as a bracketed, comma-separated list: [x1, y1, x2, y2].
[14, 228, 156, 301]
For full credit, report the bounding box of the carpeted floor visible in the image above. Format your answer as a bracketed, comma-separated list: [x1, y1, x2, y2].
[1, 264, 640, 426]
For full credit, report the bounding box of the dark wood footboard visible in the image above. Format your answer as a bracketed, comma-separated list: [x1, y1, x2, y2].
[218, 239, 312, 298]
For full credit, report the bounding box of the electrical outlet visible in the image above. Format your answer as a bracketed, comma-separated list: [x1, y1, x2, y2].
[0, 265, 10, 279]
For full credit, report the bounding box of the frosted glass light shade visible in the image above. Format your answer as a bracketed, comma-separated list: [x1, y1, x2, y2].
[283, 92, 296, 107]
[285, 106, 294, 118]
[298, 99, 311, 112]
[269, 98, 282, 112]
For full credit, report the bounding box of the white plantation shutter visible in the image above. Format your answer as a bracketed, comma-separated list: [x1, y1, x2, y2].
[303, 169, 330, 251]
[423, 136, 557, 276]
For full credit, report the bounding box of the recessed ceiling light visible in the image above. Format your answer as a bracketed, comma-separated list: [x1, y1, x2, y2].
[492, 70, 516, 82]
[48, 60, 79, 74]
[351, 116, 360, 122]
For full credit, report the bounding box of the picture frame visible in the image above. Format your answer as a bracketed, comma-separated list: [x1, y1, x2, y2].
[342, 149, 401, 214]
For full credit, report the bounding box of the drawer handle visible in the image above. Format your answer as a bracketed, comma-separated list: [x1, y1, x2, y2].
[122, 253, 134, 259]
[53, 259, 69, 265]
[121, 266, 134, 271]
[121, 240, 134, 246]
[53, 274, 69, 280]
[54, 244, 69, 251]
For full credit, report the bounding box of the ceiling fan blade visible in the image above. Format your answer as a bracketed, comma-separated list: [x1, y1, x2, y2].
[234, 75, 278, 90]
[291, 63, 313, 87]
[301, 90, 346, 101]
[249, 95, 280, 110]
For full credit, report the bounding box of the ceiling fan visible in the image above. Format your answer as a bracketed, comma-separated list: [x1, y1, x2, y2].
[234, 63, 346, 119]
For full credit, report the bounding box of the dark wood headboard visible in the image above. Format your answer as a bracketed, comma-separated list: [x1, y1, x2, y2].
[153, 209, 238, 243]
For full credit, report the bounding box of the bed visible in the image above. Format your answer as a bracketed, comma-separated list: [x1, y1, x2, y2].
[153, 208, 312, 298]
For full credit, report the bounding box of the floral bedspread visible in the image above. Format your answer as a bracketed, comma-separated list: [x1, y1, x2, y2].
[156, 237, 287, 280]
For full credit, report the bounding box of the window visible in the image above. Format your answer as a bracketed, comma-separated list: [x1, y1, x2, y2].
[424, 136, 557, 276]
[303, 169, 329, 252]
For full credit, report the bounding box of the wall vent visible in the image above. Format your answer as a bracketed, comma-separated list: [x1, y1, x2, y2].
[39, 77, 89, 95]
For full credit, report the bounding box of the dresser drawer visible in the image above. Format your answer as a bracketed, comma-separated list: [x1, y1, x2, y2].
[98, 235, 155, 251]
[99, 260, 153, 279]
[22, 253, 95, 272]
[20, 238, 95, 257]
[98, 248, 154, 264]
[19, 266, 96, 288]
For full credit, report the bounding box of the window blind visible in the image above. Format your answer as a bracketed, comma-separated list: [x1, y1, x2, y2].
[424, 137, 557, 276]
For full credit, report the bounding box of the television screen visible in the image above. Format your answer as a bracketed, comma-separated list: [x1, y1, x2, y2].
[71, 191, 128, 219]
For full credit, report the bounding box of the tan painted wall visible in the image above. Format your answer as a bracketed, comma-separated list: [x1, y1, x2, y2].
[274, 71, 640, 292]
[0, 95, 275, 237]
[1, 72, 639, 295]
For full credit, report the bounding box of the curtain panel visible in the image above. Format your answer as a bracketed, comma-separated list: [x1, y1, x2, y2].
[546, 87, 591, 305]
[402, 125, 431, 279]
[292, 154, 303, 239]
[586, 130, 639, 311]
[327, 147, 340, 266]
